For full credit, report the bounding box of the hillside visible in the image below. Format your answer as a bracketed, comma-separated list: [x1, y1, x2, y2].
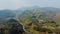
[0, 7, 60, 34]
[18, 7, 60, 34]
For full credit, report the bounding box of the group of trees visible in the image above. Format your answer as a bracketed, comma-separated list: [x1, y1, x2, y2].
[19, 10, 60, 34]
[0, 8, 60, 34]
[0, 19, 25, 34]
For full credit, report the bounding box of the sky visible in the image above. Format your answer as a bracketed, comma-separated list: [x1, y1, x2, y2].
[0, 0, 60, 10]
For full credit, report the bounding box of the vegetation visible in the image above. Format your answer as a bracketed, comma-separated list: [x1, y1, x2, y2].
[19, 9, 60, 34]
[0, 7, 60, 34]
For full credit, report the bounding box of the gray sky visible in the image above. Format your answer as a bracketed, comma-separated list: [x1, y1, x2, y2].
[0, 0, 60, 10]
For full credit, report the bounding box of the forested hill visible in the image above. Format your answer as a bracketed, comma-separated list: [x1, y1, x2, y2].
[18, 7, 60, 23]
[0, 7, 60, 34]
[0, 7, 60, 24]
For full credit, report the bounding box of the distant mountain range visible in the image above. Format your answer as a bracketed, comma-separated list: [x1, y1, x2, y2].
[0, 6, 60, 24]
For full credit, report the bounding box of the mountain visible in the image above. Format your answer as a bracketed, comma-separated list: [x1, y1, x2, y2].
[0, 6, 60, 34]
[18, 6, 60, 24]
[0, 6, 60, 24]
[0, 9, 16, 23]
